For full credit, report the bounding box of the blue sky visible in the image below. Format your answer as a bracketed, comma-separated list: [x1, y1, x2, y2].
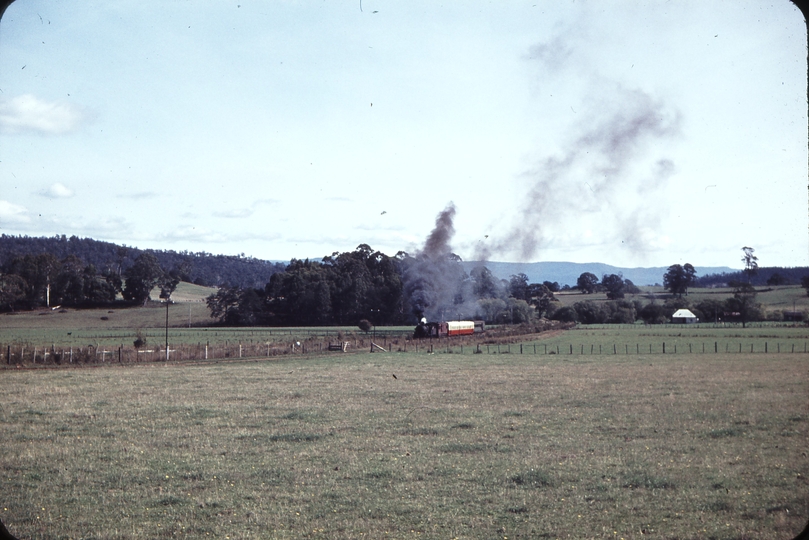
[0, 0, 806, 269]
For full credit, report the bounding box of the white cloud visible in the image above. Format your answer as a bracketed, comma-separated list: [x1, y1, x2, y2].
[0, 200, 31, 224]
[157, 228, 281, 244]
[0, 94, 85, 135]
[214, 208, 254, 219]
[42, 182, 75, 198]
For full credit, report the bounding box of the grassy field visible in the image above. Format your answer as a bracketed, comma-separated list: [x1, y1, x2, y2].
[554, 285, 809, 317]
[1, 347, 807, 539]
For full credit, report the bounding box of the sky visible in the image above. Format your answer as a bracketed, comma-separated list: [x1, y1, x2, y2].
[0, 0, 806, 270]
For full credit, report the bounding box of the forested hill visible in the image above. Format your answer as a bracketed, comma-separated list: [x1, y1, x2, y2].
[694, 266, 809, 287]
[0, 235, 285, 288]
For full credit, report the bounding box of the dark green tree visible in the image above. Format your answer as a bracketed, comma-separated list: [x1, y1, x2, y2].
[802, 275, 809, 296]
[663, 263, 697, 297]
[508, 273, 530, 301]
[602, 300, 636, 323]
[206, 286, 243, 324]
[639, 302, 667, 324]
[358, 319, 372, 332]
[550, 305, 577, 322]
[54, 255, 86, 305]
[0, 273, 27, 311]
[623, 279, 641, 294]
[728, 280, 760, 328]
[695, 298, 724, 323]
[542, 280, 560, 292]
[601, 274, 626, 299]
[123, 253, 165, 306]
[159, 267, 182, 301]
[576, 272, 599, 294]
[573, 301, 606, 324]
[4, 253, 60, 307]
[525, 282, 556, 317]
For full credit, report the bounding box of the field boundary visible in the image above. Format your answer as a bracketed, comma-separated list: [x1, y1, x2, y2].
[3, 332, 809, 369]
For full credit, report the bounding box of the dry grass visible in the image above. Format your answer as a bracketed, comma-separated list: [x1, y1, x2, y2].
[1, 351, 807, 539]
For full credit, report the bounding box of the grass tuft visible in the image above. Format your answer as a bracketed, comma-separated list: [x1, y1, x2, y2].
[511, 469, 555, 488]
[707, 427, 745, 438]
[267, 432, 322, 442]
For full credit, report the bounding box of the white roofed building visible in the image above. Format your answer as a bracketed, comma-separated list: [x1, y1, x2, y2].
[671, 309, 698, 324]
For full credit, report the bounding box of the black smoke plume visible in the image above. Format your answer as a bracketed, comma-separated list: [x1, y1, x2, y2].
[401, 203, 477, 322]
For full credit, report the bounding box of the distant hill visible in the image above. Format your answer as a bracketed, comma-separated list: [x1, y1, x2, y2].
[461, 261, 737, 287]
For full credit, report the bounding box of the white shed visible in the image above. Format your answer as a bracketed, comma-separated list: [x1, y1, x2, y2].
[671, 308, 698, 324]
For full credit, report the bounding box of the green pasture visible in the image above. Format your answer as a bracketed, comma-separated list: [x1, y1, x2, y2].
[1, 350, 806, 539]
[2, 316, 809, 366]
[520, 324, 809, 356]
[555, 285, 809, 316]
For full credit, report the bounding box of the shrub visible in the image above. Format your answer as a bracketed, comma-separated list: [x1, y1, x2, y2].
[640, 303, 667, 324]
[550, 305, 577, 323]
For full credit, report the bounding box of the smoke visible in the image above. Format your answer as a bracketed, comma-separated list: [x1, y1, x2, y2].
[402, 203, 479, 322]
[476, 32, 682, 263]
[421, 203, 456, 260]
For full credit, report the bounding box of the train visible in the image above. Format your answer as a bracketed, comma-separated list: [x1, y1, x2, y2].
[413, 319, 485, 338]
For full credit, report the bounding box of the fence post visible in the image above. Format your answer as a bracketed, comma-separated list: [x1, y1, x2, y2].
[663, 342, 666, 354]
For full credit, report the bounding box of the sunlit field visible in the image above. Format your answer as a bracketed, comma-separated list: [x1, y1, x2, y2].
[1, 345, 807, 539]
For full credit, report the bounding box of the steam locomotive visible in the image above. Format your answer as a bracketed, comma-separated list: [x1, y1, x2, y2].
[413, 319, 485, 338]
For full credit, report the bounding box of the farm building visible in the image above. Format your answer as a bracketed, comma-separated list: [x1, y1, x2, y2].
[671, 309, 699, 324]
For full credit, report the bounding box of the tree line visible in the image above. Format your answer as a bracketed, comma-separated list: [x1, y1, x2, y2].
[0, 251, 186, 310]
[3, 237, 807, 327]
[204, 246, 652, 327]
[0, 234, 285, 289]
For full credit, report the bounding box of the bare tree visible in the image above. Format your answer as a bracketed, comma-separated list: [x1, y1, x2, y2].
[741, 246, 758, 283]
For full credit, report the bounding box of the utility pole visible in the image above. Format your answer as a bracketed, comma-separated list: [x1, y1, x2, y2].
[165, 299, 170, 361]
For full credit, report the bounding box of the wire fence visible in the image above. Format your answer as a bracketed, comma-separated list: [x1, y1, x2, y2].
[3, 333, 808, 368]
